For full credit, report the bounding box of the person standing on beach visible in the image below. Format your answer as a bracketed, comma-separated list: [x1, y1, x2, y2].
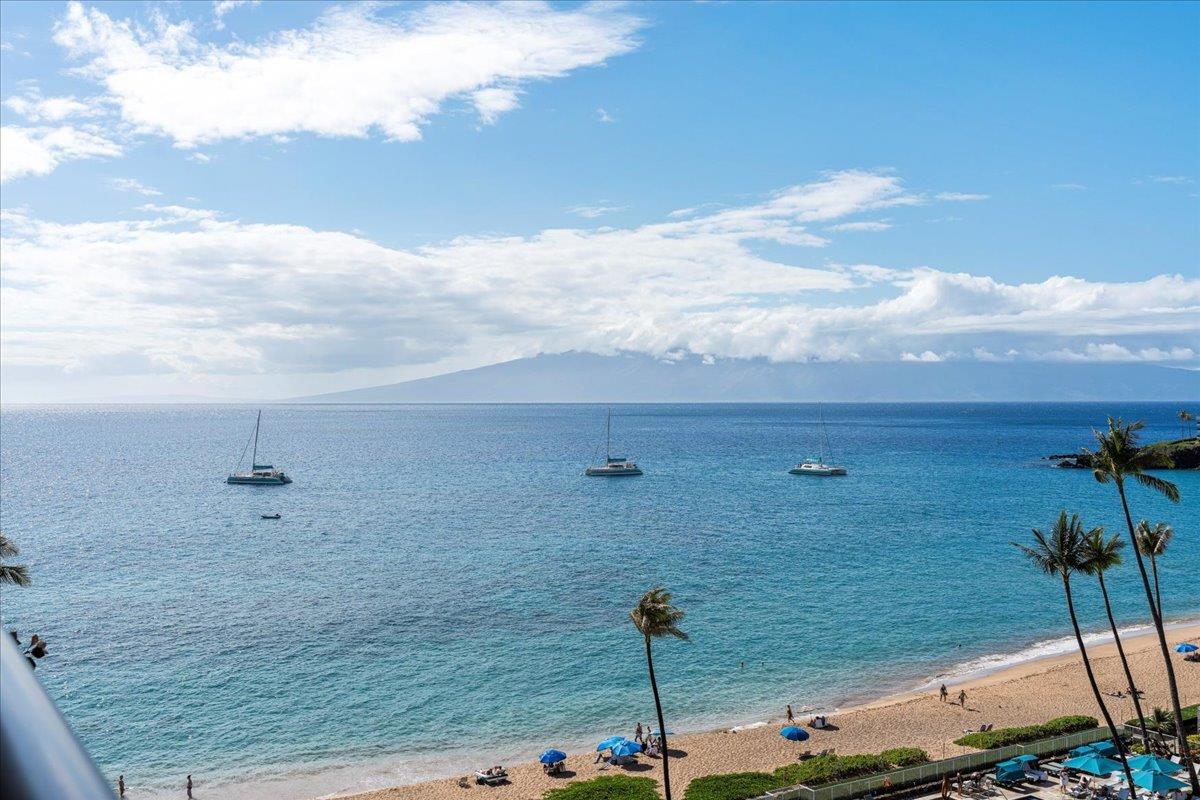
[939, 684, 948, 702]
[187, 774, 193, 799]
[118, 775, 125, 797]
[940, 774, 950, 800]
[787, 704, 795, 724]
[635, 721, 643, 744]
[957, 689, 967, 707]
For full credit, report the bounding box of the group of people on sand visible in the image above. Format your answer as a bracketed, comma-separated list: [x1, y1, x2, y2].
[938, 683, 968, 706]
[633, 722, 664, 756]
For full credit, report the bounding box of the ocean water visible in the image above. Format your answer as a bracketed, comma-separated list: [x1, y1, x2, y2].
[0, 402, 1196, 798]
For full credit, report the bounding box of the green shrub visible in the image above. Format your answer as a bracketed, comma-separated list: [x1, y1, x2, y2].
[880, 747, 929, 767]
[544, 775, 661, 800]
[774, 754, 891, 787]
[955, 715, 1098, 749]
[1188, 733, 1200, 752]
[683, 772, 784, 800]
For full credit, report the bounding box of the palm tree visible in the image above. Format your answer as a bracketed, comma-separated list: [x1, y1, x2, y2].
[630, 588, 688, 800]
[1086, 418, 1197, 791]
[1178, 410, 1193, 439]
[1079, 526, 1149, 748]
[0, 533, 31, 587]
[1134, 521, 1173, 618]
[1014, 511, 1136, 790]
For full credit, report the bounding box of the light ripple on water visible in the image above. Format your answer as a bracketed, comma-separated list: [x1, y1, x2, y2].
[0, 402, 1196, 798]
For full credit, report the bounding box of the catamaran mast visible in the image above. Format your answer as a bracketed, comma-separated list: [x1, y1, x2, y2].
[252, 410, 261, 468]
[606, 408, 612, 462]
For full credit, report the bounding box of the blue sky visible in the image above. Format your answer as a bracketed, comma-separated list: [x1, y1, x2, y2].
[1, 1, 1197, 401]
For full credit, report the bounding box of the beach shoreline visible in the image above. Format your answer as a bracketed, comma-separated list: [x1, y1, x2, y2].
[170, 619, 1199, 800]
[334, 621, 1198, 800]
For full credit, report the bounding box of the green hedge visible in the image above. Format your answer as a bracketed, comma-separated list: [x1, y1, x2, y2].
[544, 775, 661, 800]
[880, 747, 930, 767]
[954, 715, 1098, 749]
[683, 772, 784, 800]
[774, 754, 891, 787]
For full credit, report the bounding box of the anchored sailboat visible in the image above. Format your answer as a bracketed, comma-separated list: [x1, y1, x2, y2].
[227, 411, 292, 485]
[789, 404, 847, 476]
[585, 408, 643, 477]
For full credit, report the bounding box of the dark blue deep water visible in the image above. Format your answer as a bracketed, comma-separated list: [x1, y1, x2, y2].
[0, 403, 1196, 797]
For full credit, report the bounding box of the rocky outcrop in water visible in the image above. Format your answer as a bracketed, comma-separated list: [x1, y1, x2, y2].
[1047, 438, 1200, 470]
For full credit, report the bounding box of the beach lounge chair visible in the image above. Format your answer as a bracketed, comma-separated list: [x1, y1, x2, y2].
[475, 766, 508, 786]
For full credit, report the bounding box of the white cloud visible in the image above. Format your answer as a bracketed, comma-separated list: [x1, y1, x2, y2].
[1039, 343, 1197, 362]
[1149, 176, 1194, 185]
[901, 350, 944, 362]
[53, 1, 644, 147]
[826, 220, 891, 232]
[596, 107, 614, 123]
[0, 124, 122, 182]
[567, 203, 626, 219]
[186, 152, 211, 163]
[2, 170, 1196, 384]
[213, 0, 259, 29]
[110, 176, 161, 195]
[935, 192, 989, 202]
[3, 91, 100, 122]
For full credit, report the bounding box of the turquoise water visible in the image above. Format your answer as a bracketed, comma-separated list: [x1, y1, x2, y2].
[0, 403, 1196, 798]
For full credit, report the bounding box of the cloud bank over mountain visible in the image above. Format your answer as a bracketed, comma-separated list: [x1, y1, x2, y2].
[3, 169, 1196, 401]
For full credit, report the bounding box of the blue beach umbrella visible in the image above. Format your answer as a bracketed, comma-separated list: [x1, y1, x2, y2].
[1069, 744, 1096, 758]
[1175, 643, 1198, 653]
[1127, 755, 1182, 774]
[1063, 754, 1123, 776]
[597, 736, 625, 751]
[1132, 770, 1188, 792]
[1012, 754, 1039, 764]
[780, 726, 810, 742]
[1089, 740, 1119, 757]
[540, 749, 567, 765]
[610, 739, 642, 757]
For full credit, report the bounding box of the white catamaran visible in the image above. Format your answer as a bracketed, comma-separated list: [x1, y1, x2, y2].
[789, 405, 847, 477]
[227, 410, 292, 485]
[585, 408, 643, 477]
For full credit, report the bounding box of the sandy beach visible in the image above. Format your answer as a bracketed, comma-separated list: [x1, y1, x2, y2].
[344, 624, 1200, 800]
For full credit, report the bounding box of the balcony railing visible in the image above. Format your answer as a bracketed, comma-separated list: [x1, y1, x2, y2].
[0, 629, 114, 799]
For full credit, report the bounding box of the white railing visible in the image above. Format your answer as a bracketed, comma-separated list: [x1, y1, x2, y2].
[759, 727, 1113, 800]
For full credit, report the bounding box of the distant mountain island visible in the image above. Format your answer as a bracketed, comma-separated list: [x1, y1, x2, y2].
[290, 352, 1199, 403]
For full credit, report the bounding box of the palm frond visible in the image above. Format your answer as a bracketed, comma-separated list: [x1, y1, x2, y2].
[1134, 472, 1181, 503]
[1079, 526, 1123, 575]
[0, 564, 31, 587]
[630, 587, 689, 640]
[1135, 521, 1174, 557]
[0, 533, 18, 559]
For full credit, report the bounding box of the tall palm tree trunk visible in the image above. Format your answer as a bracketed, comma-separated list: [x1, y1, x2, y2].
[644, 634, 674, 800]
[1062, 576, 1136, 790]
[1116, 481, 1199, 791]
[1096, 571, 1150, 748]
[1149, 553, 1163, 619]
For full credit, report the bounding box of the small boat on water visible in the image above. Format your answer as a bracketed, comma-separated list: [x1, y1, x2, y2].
[789, 404, 847, 477]
[585, 408, 643, 477]
[261, 513, 282, 519]
[227, 411, 292, 485]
